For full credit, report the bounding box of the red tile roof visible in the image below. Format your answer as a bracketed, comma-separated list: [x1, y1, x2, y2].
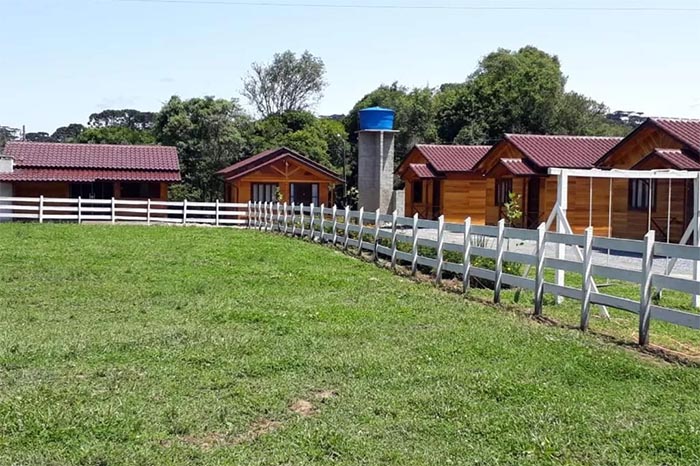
[498, 158, 538, 176]
[414, 144, 491, 172]
[217, 147, 343, 182]
[0, 168, 182, 183]
[504, 134, 623, 169]
[651, 118, 700, 152]
[631, 149, 700, 170]
[407, 163, 437, 179]
[4, 141, 180, 171]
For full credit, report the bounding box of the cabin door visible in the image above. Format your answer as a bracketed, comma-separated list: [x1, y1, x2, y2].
[525, 178, 540, 229]
[431, 180, 442, 220]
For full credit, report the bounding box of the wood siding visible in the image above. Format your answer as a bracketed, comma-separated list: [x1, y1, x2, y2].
[599, 125, 684, 169]
[227, 156, 336, 205]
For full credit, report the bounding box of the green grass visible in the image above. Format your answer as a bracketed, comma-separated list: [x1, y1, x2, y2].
[1, 224, 700, 465]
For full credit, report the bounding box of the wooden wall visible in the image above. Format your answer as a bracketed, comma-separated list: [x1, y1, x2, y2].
[599, 125, 683, 169]
[441, 177, 487, 224]
[13, 182, 69, 198]
[228, 157, 337, 205]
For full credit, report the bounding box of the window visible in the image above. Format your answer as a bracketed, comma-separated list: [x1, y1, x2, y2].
[412, 181, 423, 203]
[495, 178, 513, 206]
[628, 179, 656, 211]
[252, 183, 279, 203]
[69, 182, 114, 199]
[120, 182, 160, 199]
[290, 183, 318, 205]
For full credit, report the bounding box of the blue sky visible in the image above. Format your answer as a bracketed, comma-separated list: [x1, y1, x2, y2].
[2, 0, 700, 133]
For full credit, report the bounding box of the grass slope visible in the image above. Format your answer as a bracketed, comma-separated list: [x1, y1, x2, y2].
[0, 224, 699, 465]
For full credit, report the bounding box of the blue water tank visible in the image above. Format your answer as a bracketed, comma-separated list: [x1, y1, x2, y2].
[359, 107, 395, 131]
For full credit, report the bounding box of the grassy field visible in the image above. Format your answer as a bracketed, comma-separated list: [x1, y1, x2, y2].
[1, 224, 700, 465]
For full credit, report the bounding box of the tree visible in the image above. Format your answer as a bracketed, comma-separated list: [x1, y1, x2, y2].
[0, 126, 19, 149]
[24, 132, 55, 142]
[76, 126, 156, 145]
[88, 109, 157, 130]
[552, 92, 630, 137]
[51, 123, 85, 142]
[242, 50, 327, 117]
[154, 96, 250, 201]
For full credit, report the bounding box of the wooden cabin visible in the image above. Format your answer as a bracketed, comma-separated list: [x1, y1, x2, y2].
[473, 135, 622, 234]
[217, 147, 343, 205]
[396, 144, 490, 224]
[596, 117, 700, 242]
[0, 142, 179, 200]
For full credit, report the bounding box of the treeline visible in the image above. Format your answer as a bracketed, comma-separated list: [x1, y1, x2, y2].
[1, 46, 637, 202]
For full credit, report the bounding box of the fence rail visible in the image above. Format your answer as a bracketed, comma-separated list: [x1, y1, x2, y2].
[1, 195, 698, 346]
[0, 196, 247, 226]
[249, 201, 700, 346]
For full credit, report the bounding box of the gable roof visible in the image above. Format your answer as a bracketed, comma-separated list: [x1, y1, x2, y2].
[412, 144, 491, 172]
[0, 141, 181, 183]
[503, 134, 623, 169]
[407, 163, 438, 179]
[596, 117, 700, 166]
[4, 141, 180, 171]
[217, 147, 343, 182]
[497, 158, 538, 176]
[631, 148, 700, 170]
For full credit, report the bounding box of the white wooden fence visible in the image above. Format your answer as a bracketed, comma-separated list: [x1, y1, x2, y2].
[0, 196, 247, 226]
[249, 201, 700, 346]
[1, 195, 698, 346]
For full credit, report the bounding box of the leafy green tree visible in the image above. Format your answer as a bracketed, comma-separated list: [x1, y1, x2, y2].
[51, 123, 85, 142]
[0, 126, 19, 149]
[242, 50, 327, 117]
[247, 110, 345, 170]
[76, 126, 156, 145]
[88, 109, 157, 130]
[552, 92, 631, 136]
[154, 96, 250, 201]
[24, 132, 55, 142]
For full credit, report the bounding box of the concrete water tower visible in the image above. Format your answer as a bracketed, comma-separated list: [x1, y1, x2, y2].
[357, 107, 402, 214]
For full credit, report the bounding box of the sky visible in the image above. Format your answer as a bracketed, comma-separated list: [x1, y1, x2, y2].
[2, 0, 700, 133]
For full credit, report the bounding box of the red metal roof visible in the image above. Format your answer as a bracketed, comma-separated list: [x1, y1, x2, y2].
[499, 158, 538, 176]
[414, 144, 491, 172]
[651, 118, 700, 152]
[632, 149, 700, 170]
[0, 168, 181, 183]
[504, 134, 623, 169]
[4, 141, 180, 171]
[407, 163, 437, 179]
[217, 147, 343, 182]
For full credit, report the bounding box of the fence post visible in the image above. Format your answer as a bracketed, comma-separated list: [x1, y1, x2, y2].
[462, 217, 472, 293]
[435, 215, 445, 284]
[332, 206, 338, 245]
[182, 199, 187, 225]
[580, 227, 594, 329]
[77, 196, 82, 224]
[343, 206, 351, 249]
[111, 197, 116, 224]
[247, 201, 252, 228]
[357, 207, 365, 255]
[300, 203, 305, 237]
[147, 199, 152, 225]
[411, 213, 419, 276]
[276, 202, 281, 232]
[373, 208, 381, 261]
[283, 202, 288, 234]
[258, 202, 263, 230]
[639, 230, 655, 346]
[390, 210, 398, 269]
[309, 203, 315, 240]
[494, 219, 505, 303]
[319, 204, 325, 242]
[215, 199, 220, 227]
[264, 202, 270, 232]
[533, 223, 546, 316]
